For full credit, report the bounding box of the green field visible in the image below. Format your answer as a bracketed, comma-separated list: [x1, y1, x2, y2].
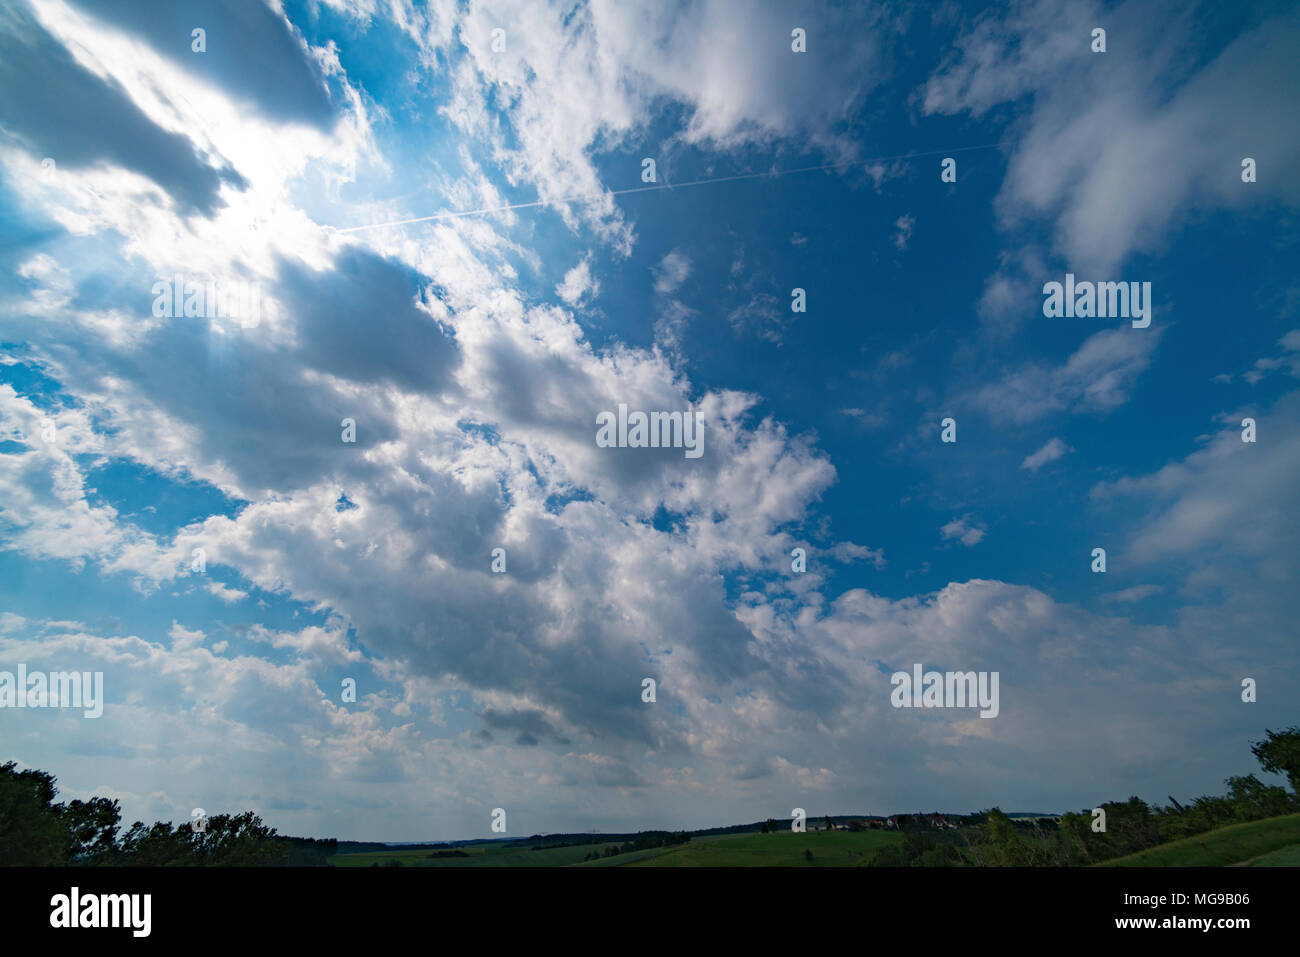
[331, 841, 630, 867]
[331, 830, 903, 867]
[616, 829, 902, 867]
[328, 815, 1300, 867]
[1099, 814, 1300, 867]
[1247, 843, 1300, 866]
[574, 845, 682, 866]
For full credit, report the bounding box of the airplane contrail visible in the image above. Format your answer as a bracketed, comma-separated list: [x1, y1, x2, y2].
[329, 141, 1012, 234]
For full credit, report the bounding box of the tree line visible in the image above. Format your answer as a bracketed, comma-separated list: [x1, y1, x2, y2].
[865, 726, 1300, 866]
[0, 762, 335, 866]
[582, 831, 691, 861]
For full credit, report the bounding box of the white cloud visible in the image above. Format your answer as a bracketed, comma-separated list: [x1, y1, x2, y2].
[828, 541, 886, 569]
[406, 0, 895, 250]
[652, 249, 692, 294]
[206, 581, 249, 604]
[922, 0, 1300, 275]
[1092, 390, 1300, 571]
[4, 0, 1297, 840]
[1101, 584, 1162, 605]
[1242, 329, 1300, 385]
[556, 256, 599, 306]
[892, 213, 914, 252]
[1020, 436, 1071, 471]
[840, 408, 887, 428]
[168, 621, 206, 651]
[940, 514, 986, 547]
[245, 623, 362, 668]
[970, 327, 1161, 424]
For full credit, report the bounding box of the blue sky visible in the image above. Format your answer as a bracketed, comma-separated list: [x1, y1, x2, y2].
[1, 0, 1299, 841]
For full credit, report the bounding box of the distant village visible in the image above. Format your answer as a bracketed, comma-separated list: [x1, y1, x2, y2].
[805, 812, 1060, 832]
[807, 813, 956, 832]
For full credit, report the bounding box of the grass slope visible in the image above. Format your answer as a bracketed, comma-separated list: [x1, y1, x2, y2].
[1246, 843, 1300, 866]
[1099, 813, 1300, 867]
[330, 817, 1300, 867]
[574, 845, 681, 866]
[622, 829, 903, 867]
[331, 841, 626, 867]
[332, 830, 905, 867]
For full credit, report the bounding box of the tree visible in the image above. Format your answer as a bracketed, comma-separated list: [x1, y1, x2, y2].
[116, 821, 195, 866]
[1251, 728, 1300, 793]
[1, 761, 293, 867]
[191, 811, 288, 866]
[1224, 774, 1299, 820]
[0, 762, 67, 865]
[1056, 811, 1094, 865]
[976, 808, 1034, 866]
[60, 796, 122, 864]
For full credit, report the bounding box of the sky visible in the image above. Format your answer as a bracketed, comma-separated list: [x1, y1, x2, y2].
[1, 0, 1298, 842]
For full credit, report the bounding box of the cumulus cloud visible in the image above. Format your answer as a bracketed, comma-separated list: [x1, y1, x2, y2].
[828, 541, 886, 569]
[3, 0, 1297, 840]
[0, 0, 852, 804]
[556, 256, 599, 305]
[206, 581, 248, 604]
[401, 0, 894, 249]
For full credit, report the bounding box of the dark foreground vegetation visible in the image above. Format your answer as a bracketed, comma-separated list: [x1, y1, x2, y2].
[0, 761, 333, 865]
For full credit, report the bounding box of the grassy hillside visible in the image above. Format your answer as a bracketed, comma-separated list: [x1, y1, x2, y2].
[328, 815, 1300, 867]
[619, 829, 903, 866]
[1247, 843, 1300, 866]
[331, 841, 626, 867]
[1099, 813, 1300, 867]
[332, 829, 905, 867]
[574, 845, 682, 866]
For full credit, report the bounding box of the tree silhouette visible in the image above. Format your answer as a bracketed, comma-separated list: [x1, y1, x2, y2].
[1252, 727, 1300, 793]
[1, 761, 287, 866]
